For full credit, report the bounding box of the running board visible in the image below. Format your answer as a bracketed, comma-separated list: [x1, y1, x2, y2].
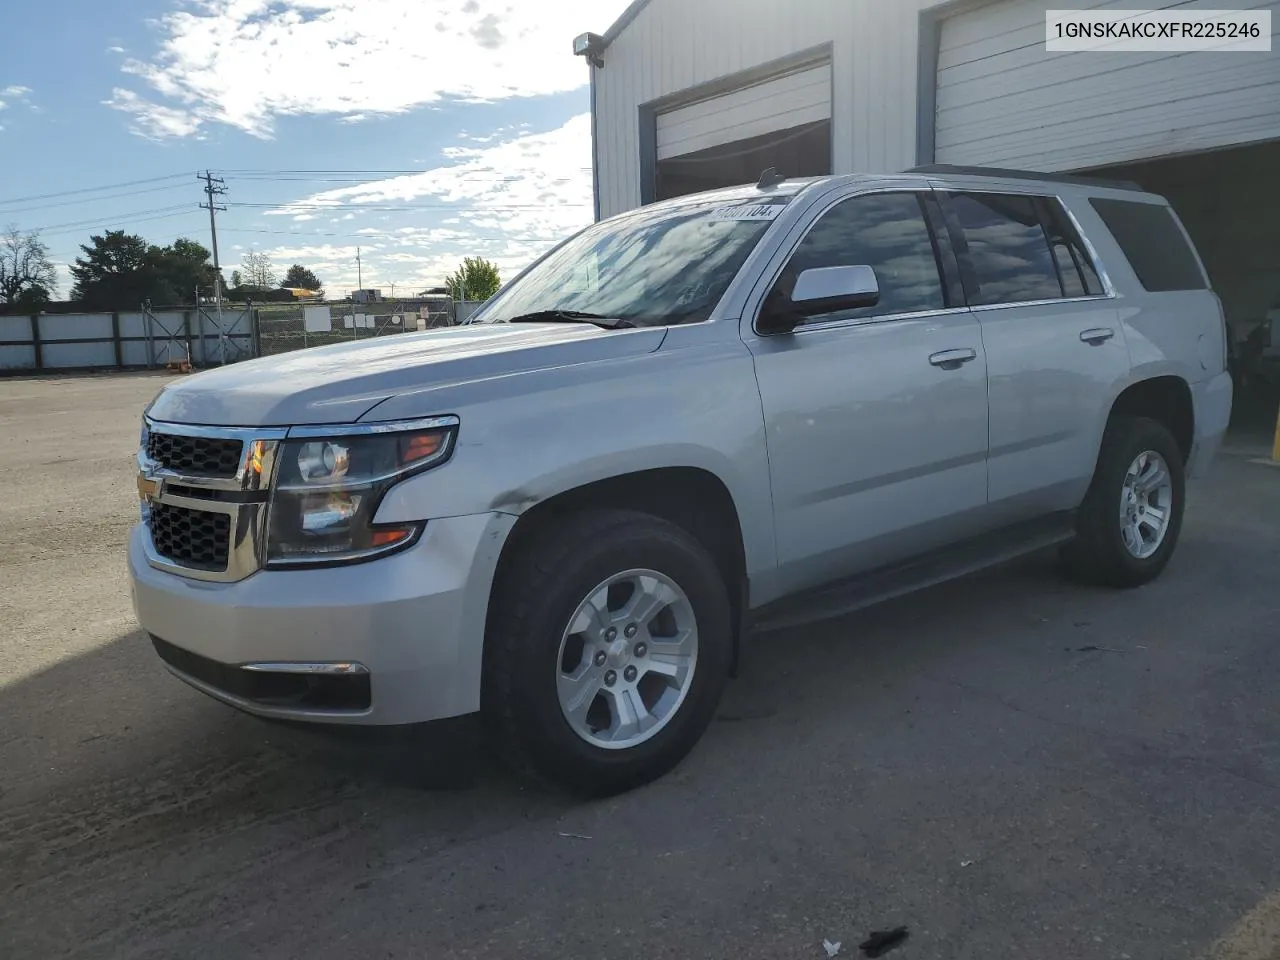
[749, 512, 1077, 634]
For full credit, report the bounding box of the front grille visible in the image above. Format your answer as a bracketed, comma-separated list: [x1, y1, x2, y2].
[151, 637, 373, 712]
[147, 432, 243, 477]
[149, 503, 230, 571]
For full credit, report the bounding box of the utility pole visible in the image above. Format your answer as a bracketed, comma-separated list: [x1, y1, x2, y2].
[356, 247, 363, 291]
[198, 171, 228, 361]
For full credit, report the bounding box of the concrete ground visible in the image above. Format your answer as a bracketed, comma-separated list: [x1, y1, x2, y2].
[1, 371, 1278, 960]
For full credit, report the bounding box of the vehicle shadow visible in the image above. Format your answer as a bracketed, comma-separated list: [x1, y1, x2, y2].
[3, 449, 1275, 959]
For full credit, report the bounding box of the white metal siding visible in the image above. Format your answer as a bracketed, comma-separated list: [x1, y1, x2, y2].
[655, 63, 832, 160]
[935, 0, 1280, 171]
[594, 0, 939, 218]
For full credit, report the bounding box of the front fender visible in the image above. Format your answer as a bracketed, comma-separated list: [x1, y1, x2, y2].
[370, 334, 778, 583]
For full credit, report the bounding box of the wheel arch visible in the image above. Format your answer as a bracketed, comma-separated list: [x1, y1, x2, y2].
[1104, 374, 1195, 464]
[486, 466, 752, 673]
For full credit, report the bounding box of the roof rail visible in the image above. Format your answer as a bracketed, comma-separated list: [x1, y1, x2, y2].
[907, 164, 1144, 193]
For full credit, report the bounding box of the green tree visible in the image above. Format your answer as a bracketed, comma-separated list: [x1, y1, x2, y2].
[444, 257, 501, 301]
[153, 237, 217, 301]
[282, 263, 322, 290]
[230, 269, 243, 288]
[0, 225, 57, 312]
[70, 231, 171, 309]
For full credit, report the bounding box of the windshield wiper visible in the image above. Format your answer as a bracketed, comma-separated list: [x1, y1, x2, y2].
[506, 310, 636, 330]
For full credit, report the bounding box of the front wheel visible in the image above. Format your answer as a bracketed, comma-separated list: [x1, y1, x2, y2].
[1060, 416, 1186, 588]
[482, 509, 733, 796]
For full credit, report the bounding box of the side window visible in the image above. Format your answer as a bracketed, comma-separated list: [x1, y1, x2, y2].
[1038, 198, 1103, 297]
[1089, 198, 1208, 292]
[944, 192, 1063, 306]
[772, 192, 946, 324]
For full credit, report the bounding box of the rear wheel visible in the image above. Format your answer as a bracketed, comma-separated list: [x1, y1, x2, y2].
[1060, 416, 1185, 588]
[483, 508, 732, 796]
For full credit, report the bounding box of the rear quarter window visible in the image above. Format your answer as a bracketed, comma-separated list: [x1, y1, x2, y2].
[1088, 198, 1207, 293]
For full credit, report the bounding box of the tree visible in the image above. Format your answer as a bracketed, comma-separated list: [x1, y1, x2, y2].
[70, 230, 172, 309]
[282, 263, 322, 291]
[444, 257, 501, 302]
[153, 237, 217, 301]
[241, 251, 276, 290]
[230, 269, 243, 288]
[0, 225, 57, 311]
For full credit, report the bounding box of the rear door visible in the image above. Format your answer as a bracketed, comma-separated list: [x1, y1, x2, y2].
[937, 189, 1131, 517]
[743, 188, 990, 595]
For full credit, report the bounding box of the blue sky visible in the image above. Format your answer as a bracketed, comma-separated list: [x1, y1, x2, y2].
[0, 0, 632, 297]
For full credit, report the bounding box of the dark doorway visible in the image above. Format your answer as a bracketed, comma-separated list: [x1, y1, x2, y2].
[655, 119, 832, 202]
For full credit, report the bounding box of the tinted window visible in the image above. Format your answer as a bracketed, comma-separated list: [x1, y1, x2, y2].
[1039, 198, 1103, 297]
[1089, 198, 1207, 292]
[772, 192, 945, 324]
[945, 193, 1063, 305]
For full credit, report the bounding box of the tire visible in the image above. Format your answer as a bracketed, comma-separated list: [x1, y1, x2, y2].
[482, 508, 733, 796]
[1060, 416, 1186, 588]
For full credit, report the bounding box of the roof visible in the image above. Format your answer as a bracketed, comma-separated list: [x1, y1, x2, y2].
[600, 0, 655, 47]
[908, 164, 1144, 192]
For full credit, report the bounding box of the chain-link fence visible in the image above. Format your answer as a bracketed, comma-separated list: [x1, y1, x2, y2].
[254, 297, 478, 357]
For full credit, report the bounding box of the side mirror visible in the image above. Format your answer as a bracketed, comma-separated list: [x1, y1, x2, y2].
[758, 265, 881, 334]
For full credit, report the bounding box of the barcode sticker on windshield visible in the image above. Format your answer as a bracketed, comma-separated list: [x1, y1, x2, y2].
[707, 204, 785, 223]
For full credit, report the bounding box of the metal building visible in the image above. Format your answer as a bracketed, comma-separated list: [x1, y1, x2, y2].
[579, 0, 1280, 374]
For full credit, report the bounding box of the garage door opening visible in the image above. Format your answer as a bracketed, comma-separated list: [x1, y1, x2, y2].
[1084, 140, 1280, 430]
[656, 119, 832, 201]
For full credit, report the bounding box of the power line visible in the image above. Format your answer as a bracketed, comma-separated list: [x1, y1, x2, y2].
[27, 203, 197, 236]
[225, 175, 587, 184]
[228, 202, 591, 211]
[218, 167, 593, 175]
[0, 182, 193, 217]
[39, 210, 197, 242]
[0, 173, 190, 208]
[220, 227, 560, 242]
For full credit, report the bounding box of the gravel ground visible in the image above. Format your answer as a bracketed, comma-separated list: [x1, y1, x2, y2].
[2, 371, 1279, 960]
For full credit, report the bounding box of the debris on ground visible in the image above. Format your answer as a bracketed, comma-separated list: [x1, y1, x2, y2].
[822, 938, 842, 957]
[960, 859, 975, 867]
[859, 926, 909, 957]
[557, 832, 592, 840]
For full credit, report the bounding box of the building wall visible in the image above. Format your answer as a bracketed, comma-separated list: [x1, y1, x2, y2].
[594, 0, 942, 218]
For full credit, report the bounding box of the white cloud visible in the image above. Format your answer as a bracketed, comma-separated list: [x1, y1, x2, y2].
[272, 113, 593, 239]
[107, 46, 126, 54]
[253, 113, 595, 290]
[0, 85, 33, 113]
[106, 88, 204, 139]
[109, 0, 632, 139]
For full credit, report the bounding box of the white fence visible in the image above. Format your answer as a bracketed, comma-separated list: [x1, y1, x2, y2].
[0, 307, 255, 372]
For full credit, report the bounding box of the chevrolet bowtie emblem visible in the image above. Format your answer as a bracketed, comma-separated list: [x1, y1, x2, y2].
[137, 473, 160, 502]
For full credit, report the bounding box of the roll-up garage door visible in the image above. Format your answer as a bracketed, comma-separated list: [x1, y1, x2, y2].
[934, 0, 1280, 171]
[656, 61, 832, 161]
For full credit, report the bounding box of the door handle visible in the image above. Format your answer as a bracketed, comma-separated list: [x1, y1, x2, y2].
[1080, 327, 1115, 345]
[929, 348, 977, 370]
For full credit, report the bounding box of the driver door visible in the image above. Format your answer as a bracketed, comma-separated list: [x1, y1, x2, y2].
[743, 189, 991, 595]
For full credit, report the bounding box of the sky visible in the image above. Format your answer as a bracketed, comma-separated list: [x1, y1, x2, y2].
[0, 0, 634, 298]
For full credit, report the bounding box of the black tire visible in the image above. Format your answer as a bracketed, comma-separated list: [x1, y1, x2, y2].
[1060, 416, 1186, 588]
[482, 508, 733, 796]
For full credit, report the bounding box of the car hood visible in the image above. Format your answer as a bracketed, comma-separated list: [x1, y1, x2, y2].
[146, 323, 667, 426]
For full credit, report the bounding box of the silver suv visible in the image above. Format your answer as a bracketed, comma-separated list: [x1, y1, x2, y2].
[130, 165, 1233, 795]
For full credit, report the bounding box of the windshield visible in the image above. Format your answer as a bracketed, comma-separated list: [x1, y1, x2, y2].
[480, 198, 790, 327]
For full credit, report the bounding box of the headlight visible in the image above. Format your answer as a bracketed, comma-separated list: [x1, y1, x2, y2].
[265, 419, 456, 567]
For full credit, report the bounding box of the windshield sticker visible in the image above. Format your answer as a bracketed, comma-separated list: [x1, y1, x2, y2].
[707, 203, 785, 223]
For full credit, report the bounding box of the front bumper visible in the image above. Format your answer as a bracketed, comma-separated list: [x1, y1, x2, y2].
[129, 512, 515, 725]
